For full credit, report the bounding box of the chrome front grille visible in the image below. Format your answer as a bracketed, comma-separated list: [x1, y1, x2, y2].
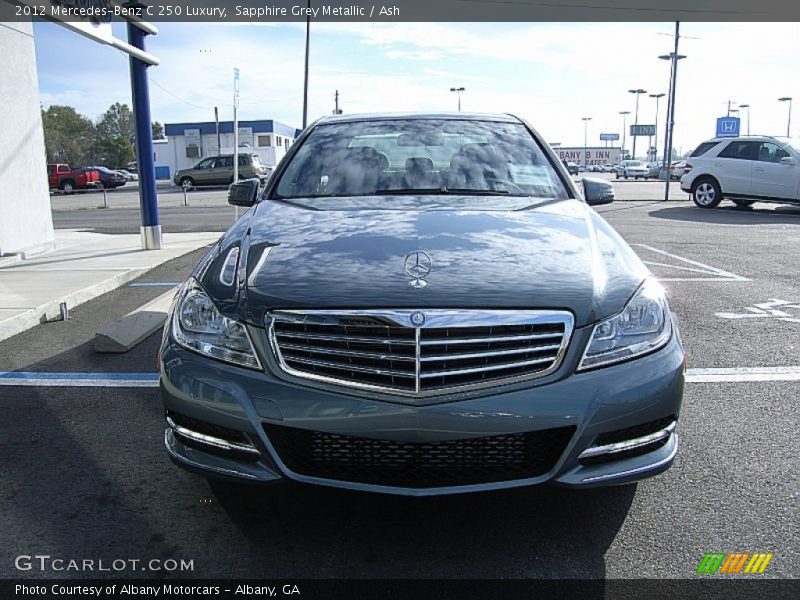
[267, 310, 573, 397]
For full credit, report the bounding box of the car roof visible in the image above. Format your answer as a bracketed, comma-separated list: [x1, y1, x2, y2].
[702, 135, 782, 143]
[316, 112, 522, 125]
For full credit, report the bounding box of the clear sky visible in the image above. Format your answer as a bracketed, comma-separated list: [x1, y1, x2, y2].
[32, 21, 800, 155]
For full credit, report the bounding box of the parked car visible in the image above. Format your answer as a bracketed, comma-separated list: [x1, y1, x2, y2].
[159, 112, 683, 496]
[669, 161, 686, 181]
[562, 160, 579, 176]
[615, 160, 649, 179]
[647, 162, 661, 178]
[46, 164, 100, 193]
[173, 154, 268, 188]
[116, 169, 138, 182]
[126, 161, 138, 173]
[681, 136, 800, 208]
[77, 166, 127, 189]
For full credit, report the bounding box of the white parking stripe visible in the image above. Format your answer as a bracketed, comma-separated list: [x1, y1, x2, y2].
[634, 244, 749, 282]
[685, 366, 800, 383]
[2, 367, 800, 388]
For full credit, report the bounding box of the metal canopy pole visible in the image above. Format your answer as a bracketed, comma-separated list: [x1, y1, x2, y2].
[127, 22, 161, 250]
[664, 22, 681, 202]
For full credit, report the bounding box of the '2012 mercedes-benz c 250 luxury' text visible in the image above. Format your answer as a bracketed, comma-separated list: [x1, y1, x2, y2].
[159, 113, 684, 495]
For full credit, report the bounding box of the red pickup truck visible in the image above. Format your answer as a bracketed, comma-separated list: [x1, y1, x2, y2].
[47, 164, 101, 193]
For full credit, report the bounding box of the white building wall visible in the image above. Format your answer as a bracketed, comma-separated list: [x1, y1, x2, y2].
[0, 21, 54, 257]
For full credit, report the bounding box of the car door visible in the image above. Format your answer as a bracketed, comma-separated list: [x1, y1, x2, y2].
[192, 158, 216, 184]
[750, 141, 800, 201]
[212, 156, 233, 184]
[711, 140, 758, 196]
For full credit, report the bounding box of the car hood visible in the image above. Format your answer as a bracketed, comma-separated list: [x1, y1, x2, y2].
[197, 196, 649, 328]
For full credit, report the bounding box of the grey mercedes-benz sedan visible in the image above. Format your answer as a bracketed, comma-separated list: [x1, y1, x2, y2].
[159, 113, 684, 495]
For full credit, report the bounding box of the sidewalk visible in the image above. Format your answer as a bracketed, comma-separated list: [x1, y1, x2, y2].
[0, 229, 221, 342]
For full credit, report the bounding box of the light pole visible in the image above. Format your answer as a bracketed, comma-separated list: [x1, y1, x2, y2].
[582, 117, 592, 169]
[649, 93, 665, 162]
[302, 0, 311, 129]
[619, 111, 630, 160]
[779, 97, 792, 137]
[450, 87, 465, 111]
[659, 22, 685, 201]
[739, 103, 750, 135]
[628, 88, 647, 159]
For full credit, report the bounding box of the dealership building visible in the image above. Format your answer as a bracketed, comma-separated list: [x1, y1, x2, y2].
[156, 120, 301, 180]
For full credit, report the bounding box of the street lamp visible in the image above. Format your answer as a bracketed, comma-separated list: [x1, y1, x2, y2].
[619, 110, 630, 160]
[658, 53, 686, 166]
[450, 87, 465, 111]
[739, 103, 750, 135]
[649, 93, 665, 162]
[628, 88, 647, 159]
[581, 117, 592, 169]
[778, 97, 792, 137]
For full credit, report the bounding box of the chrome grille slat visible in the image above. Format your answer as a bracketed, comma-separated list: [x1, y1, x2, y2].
[419, 356, 555, 379]
[420, 343, 562, 362]
[280, 343, 416, 362]
[420, 332, 563, 346]
[268, 309, 573, 398]
[276, 331, 416, 346]
[285, 356, 416, 378]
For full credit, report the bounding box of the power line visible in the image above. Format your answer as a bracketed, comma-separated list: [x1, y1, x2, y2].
[150, 78, 212, 110]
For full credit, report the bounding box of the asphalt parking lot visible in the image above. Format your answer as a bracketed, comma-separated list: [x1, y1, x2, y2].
[2, 195, 798, 580]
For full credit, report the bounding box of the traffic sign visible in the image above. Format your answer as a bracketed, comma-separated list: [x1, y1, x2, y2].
[630, 124, 656, 136]
[600, 133, 620, 141]
[716, 117, 740, 138]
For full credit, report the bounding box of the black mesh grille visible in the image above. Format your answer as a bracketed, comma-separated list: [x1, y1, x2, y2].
[263, 423, 576, 488]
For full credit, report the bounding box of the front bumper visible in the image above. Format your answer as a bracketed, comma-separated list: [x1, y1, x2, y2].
[160, 323, 684, 496]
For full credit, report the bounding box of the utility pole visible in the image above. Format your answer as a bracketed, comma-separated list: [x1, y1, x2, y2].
[333, 89, 342, 114]
[302, 0, 310, 129]
[214, 106, 221, 153]
[233, 67, 239, 219]
[663, 22, 682, 202]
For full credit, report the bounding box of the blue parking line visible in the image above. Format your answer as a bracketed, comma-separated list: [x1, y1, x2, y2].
[128, 282, 181, 287]
[0, 372, 159, 387]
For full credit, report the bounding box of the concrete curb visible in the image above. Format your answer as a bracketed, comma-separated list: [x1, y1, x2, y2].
[94, 288, 177, 353]
[0, 268, 149, 343]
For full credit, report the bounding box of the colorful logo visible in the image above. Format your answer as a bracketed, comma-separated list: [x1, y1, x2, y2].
[697, 552, 773, 575]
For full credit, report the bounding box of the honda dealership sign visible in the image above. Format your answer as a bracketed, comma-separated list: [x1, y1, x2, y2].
[716, 117, 741, 138]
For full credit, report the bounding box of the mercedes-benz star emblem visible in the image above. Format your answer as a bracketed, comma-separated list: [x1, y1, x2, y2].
[404, 251, 432, 289]
[410, 311, 426, 326]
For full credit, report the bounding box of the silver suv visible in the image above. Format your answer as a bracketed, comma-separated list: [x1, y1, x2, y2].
[681, 136, 800, 208]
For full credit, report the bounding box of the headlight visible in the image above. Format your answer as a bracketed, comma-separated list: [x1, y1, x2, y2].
[578, 278, 672, 371]
[171, 280, 261, 370]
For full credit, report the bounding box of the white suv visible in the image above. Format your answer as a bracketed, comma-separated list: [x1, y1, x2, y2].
[681, 136, 800, 208]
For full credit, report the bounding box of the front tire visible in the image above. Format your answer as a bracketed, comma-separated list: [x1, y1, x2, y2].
[60, 180, 75, 194]
[692, 178, 722, 208]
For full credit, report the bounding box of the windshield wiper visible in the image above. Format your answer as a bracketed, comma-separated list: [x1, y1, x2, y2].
[374, 187, 510, 196]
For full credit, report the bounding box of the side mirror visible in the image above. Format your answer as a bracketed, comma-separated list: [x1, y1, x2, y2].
[779, 156, 797, 166]
[228, 178, 260, 207]
[581, 177, 614, 206]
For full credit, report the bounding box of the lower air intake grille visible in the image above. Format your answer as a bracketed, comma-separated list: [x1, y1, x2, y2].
[263, 423, 576, 488]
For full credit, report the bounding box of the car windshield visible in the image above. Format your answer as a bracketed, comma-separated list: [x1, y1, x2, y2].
[782, 138, 800, 154]
[273, 119, 569, 200]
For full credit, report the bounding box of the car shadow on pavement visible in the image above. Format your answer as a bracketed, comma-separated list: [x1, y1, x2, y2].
[210, 477, 637, 579]
[649, 204, 800, 225]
